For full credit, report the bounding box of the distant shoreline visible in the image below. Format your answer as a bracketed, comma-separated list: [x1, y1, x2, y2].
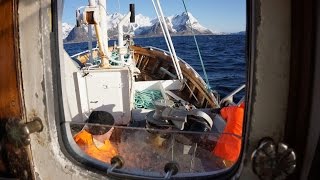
[63, 33, 245, 45]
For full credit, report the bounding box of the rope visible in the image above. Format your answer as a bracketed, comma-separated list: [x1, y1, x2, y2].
[181, 0, 211, 89]
[91, 51, 131, 66]
[134, 90, 163, 109]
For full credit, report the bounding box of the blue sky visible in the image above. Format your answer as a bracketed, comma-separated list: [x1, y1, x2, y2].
[63, 0, 246, 33]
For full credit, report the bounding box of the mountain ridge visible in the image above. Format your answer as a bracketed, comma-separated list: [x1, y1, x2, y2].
[63, 12, 218, 43]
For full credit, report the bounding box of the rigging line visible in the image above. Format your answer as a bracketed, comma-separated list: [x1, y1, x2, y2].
[151, 0, 179, 80]
[151, 0, 170, 52]
[155, 0, 184, 80]
[181, 0, 211, 89]
[152, 0, 182, 80]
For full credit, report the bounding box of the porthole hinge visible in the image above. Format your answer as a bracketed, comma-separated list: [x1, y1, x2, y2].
[6, 117, 44, 147]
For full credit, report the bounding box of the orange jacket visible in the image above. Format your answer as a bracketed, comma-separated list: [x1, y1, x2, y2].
[74, 130, 118, 163]
[213, 104, 244, 162]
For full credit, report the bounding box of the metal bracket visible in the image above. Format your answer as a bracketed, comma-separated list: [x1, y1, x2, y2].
[164, 161, 179, 179]
[107, 155, 125, 174]
[251, 137, 296, 180]
[76, 6, 100, 26]
[6, 117, 43, 147]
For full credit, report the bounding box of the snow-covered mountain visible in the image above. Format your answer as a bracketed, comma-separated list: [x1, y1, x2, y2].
[64, 25, 89, 43]
[170, 12, 212, 34]
[62, 23, 74, 39]
[63, 12, 216, 43]
[138, 12, 214, 36]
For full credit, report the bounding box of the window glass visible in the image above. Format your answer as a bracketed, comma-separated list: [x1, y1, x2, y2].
[70, 123, 241, 175]
[61, 0, 246, 178]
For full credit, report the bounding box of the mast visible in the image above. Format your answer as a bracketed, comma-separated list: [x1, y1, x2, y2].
[99, 0, 110, 57]
[76, 0, 110, 68]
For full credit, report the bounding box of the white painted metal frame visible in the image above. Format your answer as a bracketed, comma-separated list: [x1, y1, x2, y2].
[76, 68, 132, 125]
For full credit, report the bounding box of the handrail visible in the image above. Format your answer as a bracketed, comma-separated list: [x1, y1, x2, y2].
[220, 84, 246, 106]
[70, 47, 99, 58]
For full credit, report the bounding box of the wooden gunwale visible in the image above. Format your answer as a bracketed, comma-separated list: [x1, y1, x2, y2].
[131, 46, 218, 108]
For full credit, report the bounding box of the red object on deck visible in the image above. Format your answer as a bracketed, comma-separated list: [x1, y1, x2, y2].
[213, 104, 244, 162]
[74, 130, 118, 163]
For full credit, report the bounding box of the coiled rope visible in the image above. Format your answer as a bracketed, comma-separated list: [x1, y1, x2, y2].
[134, 90, 163, 109]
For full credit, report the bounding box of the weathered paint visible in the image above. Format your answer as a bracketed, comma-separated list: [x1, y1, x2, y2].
[240, 0, 291, 179]
[19, 0, 106, 179]
[0, 0, 35, 179]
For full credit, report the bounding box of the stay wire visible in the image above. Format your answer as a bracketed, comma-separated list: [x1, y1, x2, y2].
[181, 0, 211, 90]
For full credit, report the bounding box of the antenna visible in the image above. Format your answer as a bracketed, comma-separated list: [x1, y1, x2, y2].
[130, 4, 135, 23]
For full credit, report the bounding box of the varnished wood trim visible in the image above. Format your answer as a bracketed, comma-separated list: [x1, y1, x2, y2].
[0, 0, 22, 119]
